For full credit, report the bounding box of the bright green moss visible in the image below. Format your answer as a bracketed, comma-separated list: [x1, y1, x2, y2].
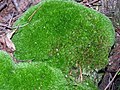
[10, 63, 68, 90]
[12, 0, 115, 73]
[0, 51, 98, 90]
[0, 51, 68, 90]
[0, 51, 14, 89]
[0, 51, 13, 73]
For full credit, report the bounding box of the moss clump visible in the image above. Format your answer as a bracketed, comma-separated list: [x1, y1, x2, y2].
[0, 51, 68, 90]
[12, 0, 115, 73]
[0, 51, 14, 89]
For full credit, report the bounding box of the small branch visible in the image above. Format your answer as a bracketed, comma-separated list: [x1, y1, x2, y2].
[0, 1, 7, 11]
[89, 0, 100, 5]
[12, 0, 21, 12]
[104, 68, 120, 90]
[78, 0, 100, 8]
[0, 23, 12, 29]
[28, 5, 41, 22]
[13, 57, 33, 63]
[82, 0, 88, 3]
[8, 12, 15, 27]
[0, 22, 29, 30]
[12, 23, 29, 29]
[79, 65, 83, 82]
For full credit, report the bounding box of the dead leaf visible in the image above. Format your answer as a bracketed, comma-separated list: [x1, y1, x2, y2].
[0, 29, 16, 57]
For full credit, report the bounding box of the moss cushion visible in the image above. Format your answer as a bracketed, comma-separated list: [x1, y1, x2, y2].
[12, 0, 115, 73]
[0, 51, 68, 90]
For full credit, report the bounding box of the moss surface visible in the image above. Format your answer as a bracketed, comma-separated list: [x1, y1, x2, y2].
[11, 3, 116, 90]
[12, 0, 115, 73]
[0, 51, 68, 90]
[0, 51, 13, 89]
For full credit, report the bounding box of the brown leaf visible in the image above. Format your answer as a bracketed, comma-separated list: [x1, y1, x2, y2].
[0, 29, 16, 56]
[6, 30, 16, 52]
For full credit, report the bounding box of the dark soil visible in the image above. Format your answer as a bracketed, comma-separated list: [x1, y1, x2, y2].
[0, 0, 120, 90]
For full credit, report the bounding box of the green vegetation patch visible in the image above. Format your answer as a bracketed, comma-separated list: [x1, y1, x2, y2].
[0, 51, 14, 89]
[0, 51, 68, 90]
[12, 0, 115, 73]
[69, 79, 98, 90]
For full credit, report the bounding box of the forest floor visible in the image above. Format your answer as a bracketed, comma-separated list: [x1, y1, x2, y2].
[0, 0, 120, 90]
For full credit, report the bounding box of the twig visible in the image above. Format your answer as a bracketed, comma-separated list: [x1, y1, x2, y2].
[28, 5, 41, 22]
[13, 57, 33, 63]
[8, 12, 15, 27]
[82, 0, 88, 3]
[0, 1, 7, 11]
[12, 23, 29, 29]
[0, 23, 12, 29]
[0, 23, 29, 30]
[78, 0, 100, 8]
[104, 68, 120, 90]
[79, 65, 83, 82]
[0, 27, 6, 30]
[89, 0, 100, 5]
[12, 0, 20, 12]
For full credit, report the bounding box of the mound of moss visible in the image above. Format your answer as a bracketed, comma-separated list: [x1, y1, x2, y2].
[0, 51, 68, 90]
[12, 0, 115, 73]
[0, 51, 14, 89]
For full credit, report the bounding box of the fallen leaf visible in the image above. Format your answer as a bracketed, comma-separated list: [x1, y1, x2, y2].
[0, 29, 16, 57]
[6, 30, 16, 51]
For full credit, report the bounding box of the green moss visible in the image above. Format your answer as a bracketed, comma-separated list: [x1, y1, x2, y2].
[0, 51, 14, 89]
[10, 63, 68, 90]
[0, 51, 68, 90]
[68, 79, 98, 90]
[12, 0, 115, 73]
[0, 51, 13, 73]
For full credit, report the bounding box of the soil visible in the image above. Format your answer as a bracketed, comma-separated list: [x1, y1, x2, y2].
[0, 0, 120, 90]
